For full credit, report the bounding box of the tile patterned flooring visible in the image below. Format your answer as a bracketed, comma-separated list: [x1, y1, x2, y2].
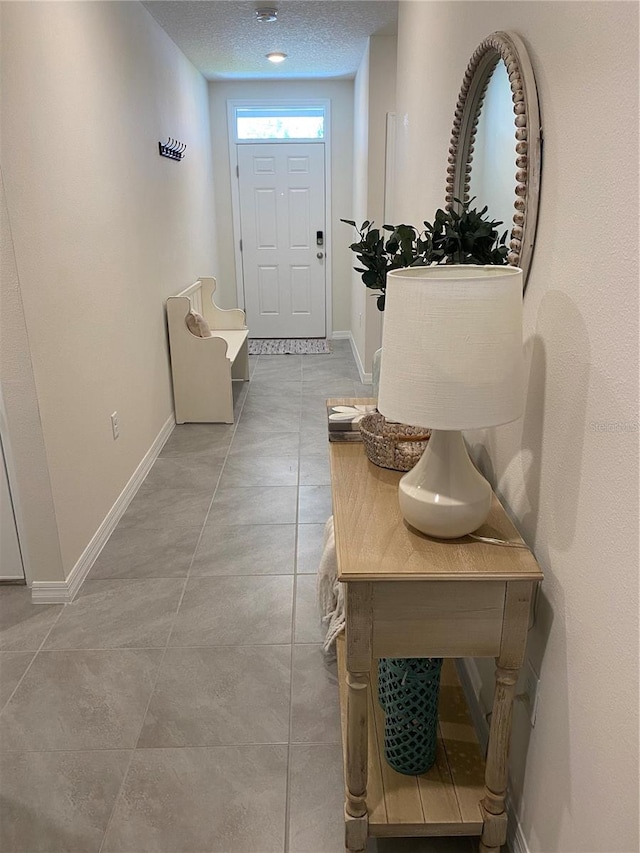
[0, 341, 477, 853]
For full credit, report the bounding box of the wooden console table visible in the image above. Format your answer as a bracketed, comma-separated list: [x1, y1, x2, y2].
[329, 441, 543, 853]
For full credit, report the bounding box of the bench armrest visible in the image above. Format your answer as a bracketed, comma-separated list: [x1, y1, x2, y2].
[199, 276, 247, 330]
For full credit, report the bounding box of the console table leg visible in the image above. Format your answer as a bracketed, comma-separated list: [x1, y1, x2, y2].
[344, 805, 368, 853]
[479, 805, 508, 852]
[344, 669, 369, 851]
[343, 583, 373, 852]
[480, 664, 519, 852]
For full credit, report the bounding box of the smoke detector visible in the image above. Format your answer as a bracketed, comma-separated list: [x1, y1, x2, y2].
[255, 8, 278, 23]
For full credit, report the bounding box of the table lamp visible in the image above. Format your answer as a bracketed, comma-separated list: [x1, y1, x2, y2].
[377, 265, 524, 539]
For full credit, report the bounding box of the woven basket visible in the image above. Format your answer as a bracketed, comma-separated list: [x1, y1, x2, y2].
[359, 413, 430, 472]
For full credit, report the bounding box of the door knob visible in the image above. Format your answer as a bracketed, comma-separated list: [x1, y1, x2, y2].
[317, 252, 324, 259]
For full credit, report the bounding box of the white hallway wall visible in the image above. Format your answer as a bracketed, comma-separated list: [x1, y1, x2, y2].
[208, 79, 354, 334]
[1, 0, 218, 580]
[394, 2, 638, 852]
[350, 42, 370, 369]
[363, 35, 396, 373]
[350, 35, 397, 377]
[1, 167, 65, 584]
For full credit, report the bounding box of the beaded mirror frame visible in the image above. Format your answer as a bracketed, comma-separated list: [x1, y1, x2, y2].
[446, 31, 542, 286]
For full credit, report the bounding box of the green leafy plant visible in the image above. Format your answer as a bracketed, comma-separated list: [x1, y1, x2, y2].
[425, 198, 509, 266]
[342, 199, 509, 311]
[339, 220, 429, 311]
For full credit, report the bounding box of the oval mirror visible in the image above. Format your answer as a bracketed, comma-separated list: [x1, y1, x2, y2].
[446, 31, 542, 285]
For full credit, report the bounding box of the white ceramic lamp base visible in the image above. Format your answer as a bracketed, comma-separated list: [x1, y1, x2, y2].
[398, 430, 492, 539]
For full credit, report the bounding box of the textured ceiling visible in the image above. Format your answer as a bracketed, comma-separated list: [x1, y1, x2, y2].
[143, 1, 398, 80]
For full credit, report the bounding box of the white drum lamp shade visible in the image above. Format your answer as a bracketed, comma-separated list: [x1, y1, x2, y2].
[377, 265, 524, 538]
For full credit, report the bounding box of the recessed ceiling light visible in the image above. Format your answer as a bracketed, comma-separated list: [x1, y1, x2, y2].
[255, 8, 278, 23]
[266, 52, 287, 63]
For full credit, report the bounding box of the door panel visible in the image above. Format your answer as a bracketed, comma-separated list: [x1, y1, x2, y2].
[238, 143, 326, 338]
[288, 189, 311, 248]
[287, 156, 310, 174]
[258, 267, 279, 314]
[256, 190, 278, 247]
[291, 266, 311, 314]
[254, 156, 276, 173]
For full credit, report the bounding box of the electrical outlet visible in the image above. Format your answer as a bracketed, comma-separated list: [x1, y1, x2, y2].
[524, 660, 540, 726]
[110, 412, 120, 441]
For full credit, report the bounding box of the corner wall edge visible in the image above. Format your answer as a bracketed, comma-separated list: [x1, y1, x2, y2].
[31, 415, 175, 604]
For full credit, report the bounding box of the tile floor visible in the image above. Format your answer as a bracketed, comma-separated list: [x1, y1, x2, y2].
[0, 340, 478, 853]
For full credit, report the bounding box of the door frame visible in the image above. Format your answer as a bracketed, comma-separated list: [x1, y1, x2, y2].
[226, 98, 333, 338]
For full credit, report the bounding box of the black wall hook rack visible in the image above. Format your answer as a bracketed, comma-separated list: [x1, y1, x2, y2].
[159, 138, 186, 161]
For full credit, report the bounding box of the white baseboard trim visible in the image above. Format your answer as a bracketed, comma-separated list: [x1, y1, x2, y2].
[331, 332, 373, 383]
[344, 332, 372, 384]
[456, 658, 530, 853]
[31, 416, 175, 604]
[508, 800, 530, 853]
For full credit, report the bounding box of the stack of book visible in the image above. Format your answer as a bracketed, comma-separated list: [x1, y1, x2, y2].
[326, 399, 377, 442]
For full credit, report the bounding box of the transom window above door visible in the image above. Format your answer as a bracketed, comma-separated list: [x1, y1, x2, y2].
[234, 106, 325, 142]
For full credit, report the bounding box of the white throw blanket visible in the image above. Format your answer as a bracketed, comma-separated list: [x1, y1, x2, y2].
[315, 516, 344, 659]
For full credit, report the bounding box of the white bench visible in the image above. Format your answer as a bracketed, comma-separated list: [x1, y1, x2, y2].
[166, 276, 249, 424]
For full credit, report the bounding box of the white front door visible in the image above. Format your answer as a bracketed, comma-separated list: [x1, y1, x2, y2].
[0, 437, 24, 581]
[238, 143, 326, 338]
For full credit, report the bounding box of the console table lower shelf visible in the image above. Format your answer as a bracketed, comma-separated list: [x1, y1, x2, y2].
[336, 635, 486, 840]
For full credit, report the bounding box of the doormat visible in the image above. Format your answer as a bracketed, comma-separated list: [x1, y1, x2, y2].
[249, 338, 331, 355]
